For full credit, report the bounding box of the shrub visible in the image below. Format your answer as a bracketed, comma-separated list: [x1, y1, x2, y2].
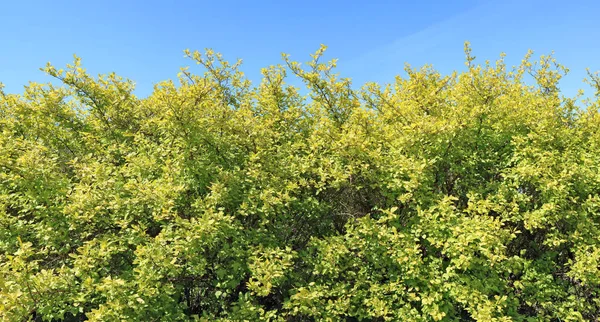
[1, 43, 600, 321]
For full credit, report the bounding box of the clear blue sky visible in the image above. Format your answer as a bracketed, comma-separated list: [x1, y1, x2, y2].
[1, 0, 599, 99]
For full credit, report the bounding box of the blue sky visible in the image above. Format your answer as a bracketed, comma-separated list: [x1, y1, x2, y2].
[1, 0, 599, 99]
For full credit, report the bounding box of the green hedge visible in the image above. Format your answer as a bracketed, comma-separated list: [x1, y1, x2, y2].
[1, 44, 600, 321]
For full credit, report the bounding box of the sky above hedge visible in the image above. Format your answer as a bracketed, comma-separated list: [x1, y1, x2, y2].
[1, 0, 599, 98]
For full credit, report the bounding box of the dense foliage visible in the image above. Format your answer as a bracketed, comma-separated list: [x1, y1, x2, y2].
[1, 44, 600, 321]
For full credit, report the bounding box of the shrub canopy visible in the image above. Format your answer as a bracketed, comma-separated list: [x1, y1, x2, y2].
[1, 44, 600, 321]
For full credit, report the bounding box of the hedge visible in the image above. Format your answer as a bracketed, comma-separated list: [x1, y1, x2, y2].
[1, 43, 600, 321]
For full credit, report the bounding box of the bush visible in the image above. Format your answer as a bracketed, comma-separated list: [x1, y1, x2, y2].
[1, 43, 600, 321]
